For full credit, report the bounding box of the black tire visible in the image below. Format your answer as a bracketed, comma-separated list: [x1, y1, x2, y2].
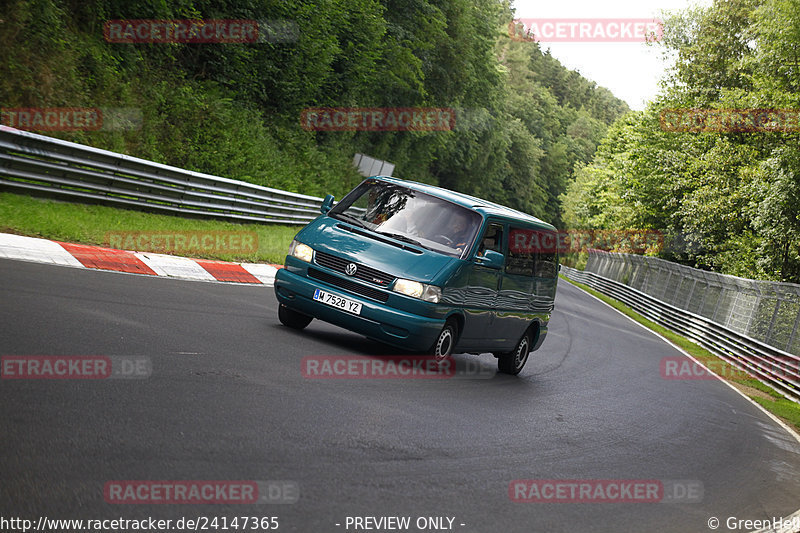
[429, 318, 458, 361]
[278, 304, 313, 330]
[498, 329, 533, 375]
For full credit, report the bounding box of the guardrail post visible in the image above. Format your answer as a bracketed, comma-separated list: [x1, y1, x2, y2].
[696, 278, 708, 316]
[788, 308, 800, 353]
[711, 286, 724, 323]
[765, 301, 781, 347]
[744, 289, 760, 339]
[662, 269, 672, 301]
[686, 278, 697, 312]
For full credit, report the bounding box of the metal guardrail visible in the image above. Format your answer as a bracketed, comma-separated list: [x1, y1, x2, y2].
[0, 126, 325, 225]
[586, 249, 800, 357]
[561, 265, 800, 403]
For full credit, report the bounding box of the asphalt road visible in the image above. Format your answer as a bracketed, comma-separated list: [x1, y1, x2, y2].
[1, 257, 799, 532]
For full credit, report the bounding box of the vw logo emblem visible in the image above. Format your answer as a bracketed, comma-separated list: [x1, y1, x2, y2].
[345, 263, 358, 276]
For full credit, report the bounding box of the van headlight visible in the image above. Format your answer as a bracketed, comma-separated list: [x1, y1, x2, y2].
[393, 278, 441, 303]
[288, 240, 314, 263]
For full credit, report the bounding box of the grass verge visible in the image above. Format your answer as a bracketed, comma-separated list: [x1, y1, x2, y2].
[0, 192, 301, 264]
[559, 274, 800, 434]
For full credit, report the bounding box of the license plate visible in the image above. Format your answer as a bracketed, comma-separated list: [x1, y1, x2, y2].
[313, 288, 363, 315]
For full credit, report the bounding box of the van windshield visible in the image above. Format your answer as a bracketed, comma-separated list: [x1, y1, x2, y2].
[329, 180, 481, 258]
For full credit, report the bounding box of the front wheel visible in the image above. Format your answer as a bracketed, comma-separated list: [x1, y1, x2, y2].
[498, 329, 532, 375]
[429, 318, 458, 361]
[278, 304, 313, 330]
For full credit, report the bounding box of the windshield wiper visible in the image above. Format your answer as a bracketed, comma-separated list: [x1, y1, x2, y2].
[377, 231, 426, 249]
[334, 213, 369, 229]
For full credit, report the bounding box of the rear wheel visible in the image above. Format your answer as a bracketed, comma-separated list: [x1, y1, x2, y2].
[429, 318, 458, 361]
[498, 329, 532, 375]
[278, 304, 313, 330]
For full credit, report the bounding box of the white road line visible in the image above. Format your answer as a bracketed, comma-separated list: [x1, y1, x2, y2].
[564, 279, 800, 532]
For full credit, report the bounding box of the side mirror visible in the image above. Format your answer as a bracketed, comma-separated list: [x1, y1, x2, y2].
[320, 194, 335, 214]
[474, 249, 504, 269]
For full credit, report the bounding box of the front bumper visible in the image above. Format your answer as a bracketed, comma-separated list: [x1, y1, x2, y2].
[274, 263, 445, 352]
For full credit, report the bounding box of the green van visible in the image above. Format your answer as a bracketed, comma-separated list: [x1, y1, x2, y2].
[273, 176, 558, 375]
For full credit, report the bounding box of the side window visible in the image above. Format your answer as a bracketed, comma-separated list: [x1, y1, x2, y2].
[534, 228, 558, 278]
[506, 226, 535, 276]
[477, 223, 504, 257]
[536, 249, 558, 278]
[507, 226, 558, 278]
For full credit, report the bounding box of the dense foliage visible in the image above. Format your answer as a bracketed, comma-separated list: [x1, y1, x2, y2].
[561, 0, 800, 282]
[0, 0, 628, 227]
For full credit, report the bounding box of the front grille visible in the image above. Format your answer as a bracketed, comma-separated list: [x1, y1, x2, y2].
[314, 250, 395, 287]
[308, 268, 390, 303]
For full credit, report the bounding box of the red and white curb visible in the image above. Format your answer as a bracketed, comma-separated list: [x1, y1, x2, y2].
[0, 233, 281, 285]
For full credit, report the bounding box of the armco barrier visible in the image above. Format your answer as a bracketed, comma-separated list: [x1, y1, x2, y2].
[0, 126, 324, 224]
[586, 249, 800, 355]
[561, 265, 800, 403]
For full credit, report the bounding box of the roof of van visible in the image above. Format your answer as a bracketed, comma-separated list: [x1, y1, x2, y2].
[371, 176, 556, 230]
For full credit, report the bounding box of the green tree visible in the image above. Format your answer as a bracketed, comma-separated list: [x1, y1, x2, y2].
[750, 147, 800, 281]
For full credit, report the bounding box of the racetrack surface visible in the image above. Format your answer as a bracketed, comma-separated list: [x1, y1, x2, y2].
[1, 258, 799, 532]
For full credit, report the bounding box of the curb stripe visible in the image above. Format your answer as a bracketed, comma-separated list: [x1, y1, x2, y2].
[1, 233, 282, 284]
[0, 234, 85, 267]
[134, 252, 217, 281]
[195, 259, 262, 283]
[57, 242, 158, 276]
[239, 263, 279, 285]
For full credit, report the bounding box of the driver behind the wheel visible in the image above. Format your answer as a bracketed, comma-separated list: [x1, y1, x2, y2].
[441, 212, 472, 251]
